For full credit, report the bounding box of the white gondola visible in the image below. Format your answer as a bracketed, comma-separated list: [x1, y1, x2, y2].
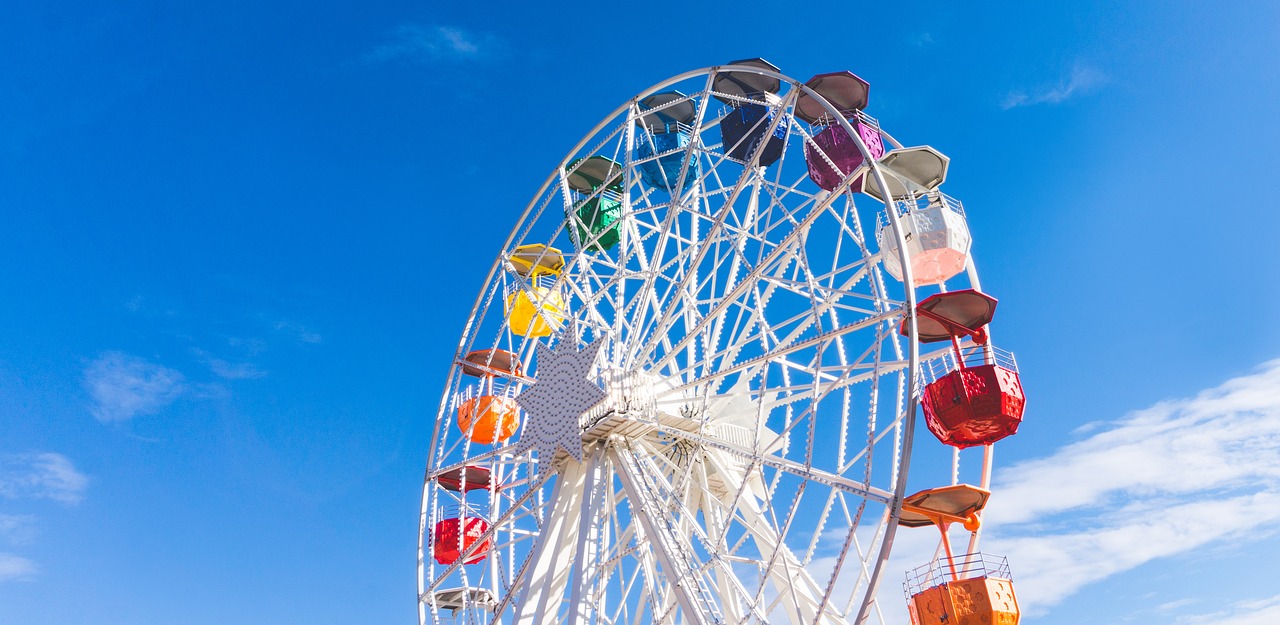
[879, 191, 973, 286]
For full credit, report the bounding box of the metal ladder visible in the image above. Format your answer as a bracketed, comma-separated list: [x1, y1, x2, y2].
[613, 442, 726, 625]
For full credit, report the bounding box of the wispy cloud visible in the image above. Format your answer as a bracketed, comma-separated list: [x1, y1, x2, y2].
[227, 336, 266, 356]
[0, 514, 37, 545]
[0, 553, 36, 582]
[365, 23, 502, 65]
[191, 348, 267, 380]
[0, 454, 85, 583]
[1001, 65, 1105, 109]
[0, 453, 88, 505]
[208, 359, 268, 380]
[83, 352, 186, 423]
[980, 359, 1280, 614]
[908, 32, 934, 48]
[121, 294, 178, 317]
[273, 320, 322, 345]
[1178, 594, 1280, 625]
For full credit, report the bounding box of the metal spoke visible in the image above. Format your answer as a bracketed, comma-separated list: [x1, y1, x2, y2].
[418, 63, 942, 625]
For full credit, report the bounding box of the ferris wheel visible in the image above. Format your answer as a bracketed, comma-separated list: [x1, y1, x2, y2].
[418, 61, 1027, 625]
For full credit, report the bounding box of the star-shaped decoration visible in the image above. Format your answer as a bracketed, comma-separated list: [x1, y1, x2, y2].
[515, 333, 607, 466]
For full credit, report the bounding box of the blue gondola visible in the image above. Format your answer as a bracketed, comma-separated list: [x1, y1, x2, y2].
[635, 91, 700, 195]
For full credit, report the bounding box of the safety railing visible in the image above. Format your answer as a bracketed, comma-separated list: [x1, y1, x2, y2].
[903, 552, 1012, 598]
[712, 89, 783, 112]
[454, 379, 520, 403]
[807, 109, 880, 132]
[877, 191, 966, 231]
[640, 119, 695, 136]
[920, 345, 1019, 384]
[503, 273, 564, 298]
[440, 503, 489, 520]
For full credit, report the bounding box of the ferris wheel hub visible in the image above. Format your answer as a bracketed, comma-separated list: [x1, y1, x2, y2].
[580, 368, 698, 444]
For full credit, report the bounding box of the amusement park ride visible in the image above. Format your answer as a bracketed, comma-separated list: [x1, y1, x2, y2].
[418, 60, 1028, 625]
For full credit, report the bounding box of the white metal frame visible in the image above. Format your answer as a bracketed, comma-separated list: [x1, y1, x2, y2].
[417, 64, 994, 625]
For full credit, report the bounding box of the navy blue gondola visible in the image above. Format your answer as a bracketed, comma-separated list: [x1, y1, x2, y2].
[714, 58, 788, 168]
[720, 103, 788, 166]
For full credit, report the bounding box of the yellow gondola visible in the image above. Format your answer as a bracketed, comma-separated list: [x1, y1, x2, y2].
[505, 244, 567, 338]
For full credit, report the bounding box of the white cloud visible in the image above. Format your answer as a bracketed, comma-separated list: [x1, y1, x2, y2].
[365, 23, 501, 65]
[0, 553, 36, 582]
[908, 32, 934, 48]
[0, 453, 87, 505]
[0, 455, 86, 584]
[771, 360, 1280, 624]
[978, 359, 1280, 614]
[273, 320, 322, 345]
[0, 514, 37, 545]
[1001, 65, 1105, 109]
[83, 351, 186, 422]
[192, 348, 267, 380]
[1156, 598, 1200, 614]
[1178, 594, 1280, 625]
[208, 359, 268, 380]
[227, 336, 266, 356]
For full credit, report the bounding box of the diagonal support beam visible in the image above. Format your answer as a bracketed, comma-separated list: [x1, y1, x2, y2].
[609, 444, 724, 625]
[702, 450, 851, 625]
[514, 463, 587, 625]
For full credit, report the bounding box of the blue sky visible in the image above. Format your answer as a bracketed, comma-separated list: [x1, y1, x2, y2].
[2, 1, 1279, 623]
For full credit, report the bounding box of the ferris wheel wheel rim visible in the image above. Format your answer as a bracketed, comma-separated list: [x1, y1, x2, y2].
[418, 64, 934, 625]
